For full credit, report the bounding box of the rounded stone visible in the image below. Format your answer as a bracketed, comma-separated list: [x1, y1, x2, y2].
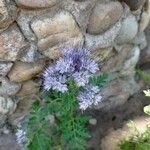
[15, 0, 60, 8]
[115, 14, 138, 44]
[87, 1, 123, 34]
[8, 61, 45, 82]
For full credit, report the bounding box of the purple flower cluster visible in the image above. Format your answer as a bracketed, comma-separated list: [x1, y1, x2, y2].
[78, 85, 102, 110]
[43, 48, 102, 110]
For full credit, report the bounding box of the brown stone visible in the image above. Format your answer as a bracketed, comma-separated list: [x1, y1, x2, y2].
[8, 61, 45, 82]
[16, 80, 40, 97]
[31, 11, 83, 59]
[15, 0, 60, 9]
[0, 25, 28, 61]
[87, 1, 123, 34]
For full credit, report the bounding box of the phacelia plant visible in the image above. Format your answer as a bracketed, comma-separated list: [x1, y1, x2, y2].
[16, 48, 107, 150]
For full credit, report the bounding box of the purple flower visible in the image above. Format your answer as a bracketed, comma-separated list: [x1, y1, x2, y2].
[42, 48, 99, 93]
[42, 47, 102, 110]
[77, 84, 102, 110]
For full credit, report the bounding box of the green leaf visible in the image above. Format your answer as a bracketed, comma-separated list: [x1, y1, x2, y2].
[143, 90, 150, 97]
[90, 74, 108, 87]
[144, 105, 150, 115]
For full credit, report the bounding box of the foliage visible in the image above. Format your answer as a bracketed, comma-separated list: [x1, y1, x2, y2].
[143, 90, 150, 97]
[23, 74, 107, 150]
[119, 84, 150, 150]
[136, 69, 150, 86]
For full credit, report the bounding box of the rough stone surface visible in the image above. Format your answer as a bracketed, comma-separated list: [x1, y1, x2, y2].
[115, 14, 138, 44]
[119, 0, 146, 11]
[139, 0, 150, 31]
[31, 11, 83, 59]
[0, 96, 16, 115]
[0, 25, 28, 61]
[62, 0, 97, 30]
[19, 44, 43, 62]
[140, 24, 150, 65]
[16, 80, 40, 97]
[0, 0, 17, 32]
[15, 0, 60, 9]
[0, 62, 13, 76]
[85, 21, 121, 50]
[8, 61, 45, 82]
[87, 1, 123, 34]
[0, 77, 21, 96]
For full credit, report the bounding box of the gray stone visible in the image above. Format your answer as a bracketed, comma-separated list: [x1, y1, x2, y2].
[0, 96, 16, 115]
[62, 0, 97, 30]
[133, 32, 147, 50]
[139, 0, 150, 31]
[19, 44, 43, 62]
[115, 14, 138, 44]
[0, 25, 28, 61]
[0, 62, 13, 76]
[17, 9, 50, 42]
[89, 118, 97, 126]
[120, 47, 140, 76]
[0, 0, 17, 32]
[0, 77, 21, 96]
[85, 21, 121, 50]
[87, 1, 123, 34]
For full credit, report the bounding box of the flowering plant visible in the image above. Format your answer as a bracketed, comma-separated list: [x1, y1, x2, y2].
[17, 48, 107, 150]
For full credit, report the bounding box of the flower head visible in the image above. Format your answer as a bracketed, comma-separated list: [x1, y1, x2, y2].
[77, 84, 102, 110]
[42, 47, 102, 110]
[42, 48, 99, 93]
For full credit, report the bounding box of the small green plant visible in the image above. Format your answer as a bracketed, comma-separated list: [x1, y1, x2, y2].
[118, 86, 150, 150]
[17, 48, 107, 150]
[136, 69, 150, 86]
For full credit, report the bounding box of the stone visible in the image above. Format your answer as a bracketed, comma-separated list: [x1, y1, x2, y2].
[97, 77, 140, 110]
[0, 96, 16, 115]
[0, 25, 28, 61]
[91, 47, 113, 62]
[0, 77, 21, 96]
[8, 96, 36, 126]
[89, 118, 97, 126]
[101, 116, 150, 150]
[8, 61, 45, 82]
[139, 23, 150, 65]
[19, 44, 43, 62]
[31, 11, 83, 59]
[139, 0, 150, 31]
[87, 1, 123, 34]
[62, 0, 97, 30]
[0, 62, 13, 76]
[115, 14, 138, 44]
[133, 32, 147, 50]
[120, 47, 140, 76]
[15, 0, 60, 9]
[85, 21, 121, 50]
[16, 80, 40, 97]
[17, 9, 52, 42]
[119, 0, 146, 11]
[0, 0, 17, 31]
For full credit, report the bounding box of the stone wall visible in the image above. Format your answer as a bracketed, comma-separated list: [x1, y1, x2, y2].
[0, 0, 149, 129]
